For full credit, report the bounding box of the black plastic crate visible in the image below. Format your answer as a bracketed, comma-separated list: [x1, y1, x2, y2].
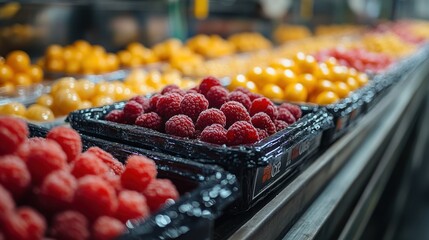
[67, 104, 333, 211]
[29, 124, 239, 240]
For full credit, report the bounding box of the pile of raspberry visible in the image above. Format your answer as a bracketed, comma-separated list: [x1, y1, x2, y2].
[0, 117, 179, 240]
[105, 76, 302, 146]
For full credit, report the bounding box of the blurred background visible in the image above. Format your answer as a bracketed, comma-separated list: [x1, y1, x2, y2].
[1, 0, 428, 57]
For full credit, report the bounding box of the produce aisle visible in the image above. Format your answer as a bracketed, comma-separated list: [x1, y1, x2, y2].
[1, 1, 429, 240]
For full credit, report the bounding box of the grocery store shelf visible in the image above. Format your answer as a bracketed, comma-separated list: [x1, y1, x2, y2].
[225, 58, 429, 240]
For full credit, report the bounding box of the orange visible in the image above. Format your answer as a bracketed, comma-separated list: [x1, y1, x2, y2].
[245, 81, 258, 93]
[298, 74, 317, 93]
[262, 84, 284, 100]
[346, 77, 359, 91]
[315, 91, 339, 105]
[11, 73, 31, 86]
[330, 66, 348, 82]
[269, 58, 296, 71]
[314, 64, 331, 80]
[260, 67, 278, 85]
[0, 65, 13, 84]
[73, 40, 91, 53]
[0, 102, 26, 117]
[315, 80, 336, 94]
[277, 69, 297, 88]
[26, 104, 55, 121]
[36, 94, 54, 107]
[229, 74, 247, 90]
[284, 83, 308, 102]
[246, 66, 263, 83]
[334, 82, 351, 98]
[118, 50, 132, 66]
[46, 45, 63, 59]
[324, 57, 338, 69]
[6, 50, 30, 72]
[27, 65, 43, 83]
[356, 73, 369, 86]
[46, 58, 65, 72]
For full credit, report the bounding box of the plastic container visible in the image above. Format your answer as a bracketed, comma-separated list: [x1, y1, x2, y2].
[67, 103, 333, 211]
[28, 124, 239, 240]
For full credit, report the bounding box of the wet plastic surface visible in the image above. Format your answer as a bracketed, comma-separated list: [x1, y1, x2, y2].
[29, 124, 239, 240]
[67, 105, 333, 211]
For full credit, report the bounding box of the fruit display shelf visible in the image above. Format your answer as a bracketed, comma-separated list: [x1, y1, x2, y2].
[67, 102, 333, 211]
[28, 124, 239, 240]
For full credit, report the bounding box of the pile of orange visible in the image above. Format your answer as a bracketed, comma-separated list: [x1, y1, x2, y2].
[228, 53, 369, 105]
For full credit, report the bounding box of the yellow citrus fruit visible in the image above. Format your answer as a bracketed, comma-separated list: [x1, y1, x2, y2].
[315, 91, 339, 105]
[284, 83, 308, 102]
[262, 84, 284, 100]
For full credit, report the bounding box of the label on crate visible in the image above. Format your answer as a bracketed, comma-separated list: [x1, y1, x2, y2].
[252, 133, 322, 200]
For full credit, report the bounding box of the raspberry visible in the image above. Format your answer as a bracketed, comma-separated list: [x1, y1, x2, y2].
[206, 86, 229, 108]
[161, 84, 179, 95]
[257, 129, 269, 140]
[220, 101, 251, 127]
[47, 126, 82, 162]
[248, 93, 263, 102]
[3, 207, 46, 240]
[226, 121, 259, 146]
[193, 129, 202, 139]
[234, 87, 251, 95]
[39, 170, 77, 212]
[102, 173, 122, 194]
[123, 100, 143, 123]
[156, 93, 183, 120]
[200, 124, 227, 145]
[71, 152, 109, 179]
[135, 112, 163, 131]
[168, 89, 186, 96]
[275, 120, 289, 131]
[24, 138, 68, 186]
[279, 103, 302, 119]
[73, 176, 118, 220]
[50, 211, 90, 240]
[277, 108, 296, 124]
[148, 93, 162, 112]
[180, 93, 209, 121]
[195, 108, 226, 130]
[104, 110, 125, 123]
[251, 112, 276, 135]
[121, 155, 157, 192]
[15, 138, 46, 162]
[115, 190, 150, 223]
[228, 91, 251, 110]
[130, 95, 151, 112]
[86, 147, 124, 175]
[0, 155, 30, 199]
[143, 179, 179, 212]
[0, 117, 28, 155]
[199, 76, 221, 96]
[165, 114, 195, 138]
[0, 185, 14, 219]
[249, 97, 278, 121]
[186, 89, 199, 94]
[92, 216, 125, 240]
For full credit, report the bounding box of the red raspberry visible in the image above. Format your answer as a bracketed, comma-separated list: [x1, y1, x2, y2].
[195, 108, 226, 130]
[121, 155, 157, 192]
[249, 97, 278, 121]
[47, 126, 82, 162]
[123, 100, 143, 123]
[257, 129, 269, 140]
[274, 120, 289, 131]
[206, 86, 229, 108]
[0, 185, 14, 219]
[143, 179, 179, 213]
[234, 87, 251, 95]
[50, 211, 90, 240]
[115, 190, 150, 223]
[165, 114, 195, 138]
[71, 152, 109, 179]
[220, 101, 251, 127]
[161, 84, 179, 95]
[130, 95, 151, 112]
[200, 124, 227, 145]
[105, 110, 125, 123]
[15, 138, 46, 162]
[3, 207, 46, 240]
[248, 93, 263, 102]
[0, 117, 28, 155]
[0, 155, 30, 199]
[135, 112, 163, 131]
[180, 93, 209, 121]
[235, 88, 263, 101]
[25, 139, 67, 184]
[156, 93, 183, 120]
[279, 103, 302, 119]
[226, 121, 259, 146]
[186, 89, 199, 94]
[277, 108, 296, 124]
[86, 147, 124, 175]
[193, 129, 202, 139]
[102, 173, 122, 194]
[168, 89, 186, 96]
[228, 91, 251, 110]
[92, 216, 125, 240]
[39, 170, 77, 212]
[199, 76, 221, 96]
[251, 112, 276, 135]
[73, 176, 118, 220]
[148, 93, 162, 112]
